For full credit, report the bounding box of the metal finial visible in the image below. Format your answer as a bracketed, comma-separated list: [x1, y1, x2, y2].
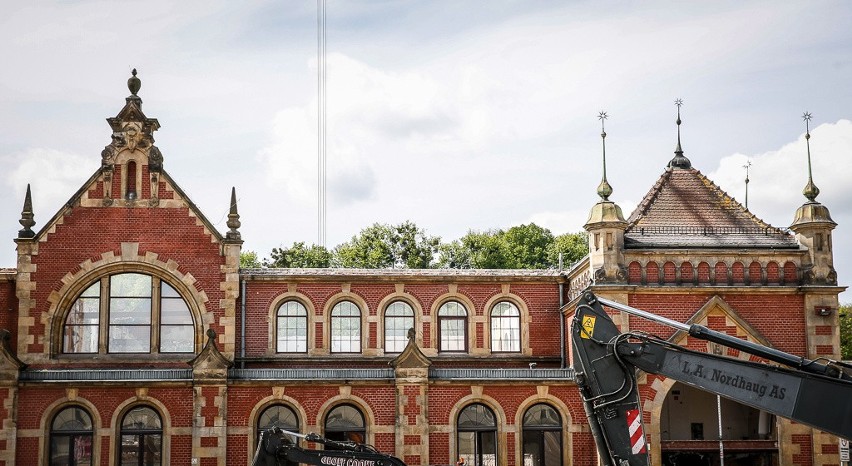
[18, 184, 36, 239]
[668, 99, 692, 169]
[596, 111, 613, 201]
[127, 68, 141, 96]
[802, 112, 819, 201]
[226, 187, 242, 240]
[743, 161, 752, 209]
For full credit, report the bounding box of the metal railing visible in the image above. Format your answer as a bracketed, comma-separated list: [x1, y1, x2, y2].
[19, 368, 193, 382]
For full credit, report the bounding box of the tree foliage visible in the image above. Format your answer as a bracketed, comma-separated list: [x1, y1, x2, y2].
[333, 221, 440, 268]
[262, 222, 589, 270]
[267, 242, 332, 268]
[841, 304, 851, 360]
[240, 251, 262, 268]
[436, 224, 588, 269]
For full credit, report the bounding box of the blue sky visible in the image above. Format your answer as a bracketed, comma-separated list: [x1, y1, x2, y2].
[2, 1, 851, 300]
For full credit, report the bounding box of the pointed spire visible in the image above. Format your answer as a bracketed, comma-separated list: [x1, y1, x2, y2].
[668, 98, 692, 169]
[596, 111, 613, 200]
[226, 187, 242, 241]
[18, 184, 36, 239]
[802, 112, 820, 202]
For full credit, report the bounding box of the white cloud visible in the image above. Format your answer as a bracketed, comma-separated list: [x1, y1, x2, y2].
[2, 148, 96, 222]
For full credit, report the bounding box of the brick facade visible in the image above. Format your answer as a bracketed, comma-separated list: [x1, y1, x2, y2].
[0, 74, 845, 466]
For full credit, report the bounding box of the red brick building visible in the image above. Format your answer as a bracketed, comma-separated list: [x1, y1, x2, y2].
[0, 73, 843, 466]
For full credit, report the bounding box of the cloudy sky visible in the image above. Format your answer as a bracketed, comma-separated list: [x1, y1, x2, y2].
[1, 1, 851, 300]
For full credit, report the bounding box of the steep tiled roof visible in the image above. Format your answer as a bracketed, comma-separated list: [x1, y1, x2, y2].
[624, 168, 798, 249]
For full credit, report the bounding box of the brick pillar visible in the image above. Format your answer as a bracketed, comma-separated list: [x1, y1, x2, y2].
[189, 329, 234, 465]
[391, 330, 432, 466]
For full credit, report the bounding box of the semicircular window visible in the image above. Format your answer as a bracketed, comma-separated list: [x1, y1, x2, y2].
[457, 403, 497, 466]
[119, 406, 162, 466]
[324, 404, 366, 448]
[63, 273, 195, 354]
[50, 406, 94, 466]
[523, 403, 563, 466]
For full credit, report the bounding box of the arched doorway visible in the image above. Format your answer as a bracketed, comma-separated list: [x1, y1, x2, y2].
[660, 382, 778, 466]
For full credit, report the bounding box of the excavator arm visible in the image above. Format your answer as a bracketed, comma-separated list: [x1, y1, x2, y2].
[252, 427, 408, 466]
[571, 291, 852, 466]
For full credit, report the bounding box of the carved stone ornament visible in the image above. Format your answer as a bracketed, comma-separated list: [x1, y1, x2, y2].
[593, 265, 627, 284]
[148, 145, 163, 172]
[390, 328, 431, 378]
[188, 329, 233, 384]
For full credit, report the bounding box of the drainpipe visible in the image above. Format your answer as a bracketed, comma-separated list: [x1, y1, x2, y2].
[240, 276, 247, 369]
[559, 253, 566, 369]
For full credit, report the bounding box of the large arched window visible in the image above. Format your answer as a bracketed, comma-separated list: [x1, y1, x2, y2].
[257, 404, 300, 465]
[277, 301, 308, 353]
[457, 403, 497, 466]
[62, 273, 194, 354]
[522, 404, 563, 466]
[324, 404, 366, 448]
[118, 406, 162, 466]
[384, 301, 414, 353]
[438, 301, 468, 352]
[490, 302, 520, 352]
[330, 301, 361, 353]
[50, 406, 94, 466]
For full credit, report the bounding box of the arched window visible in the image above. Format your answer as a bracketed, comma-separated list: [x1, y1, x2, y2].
[438, 301, 467, 353]
[63, 273, 194, 354]
[523, 404, 563, 466]
[490, 302, 520, 352]
[119, 406, 162, 466]
[126, 160, 137, 200]
[330, 301, 361, 353]
[277, 301, 308, 353]
[50, 406, 94, 466]
[385, 301, 414, 353]
[324, 404, 366, 447]
[257, 404, 300, 464]
[457, 403, 497, 466]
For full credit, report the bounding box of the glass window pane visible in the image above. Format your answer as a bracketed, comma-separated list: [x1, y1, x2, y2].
[110, 298, 151, 325]
[439, 301, 467, 317]
[109, 326, 151, 353]
[543, 431, 561, 466]
[259, 405, 299, 431]
[440, 318, 466, 351]
[80, 282, 100, 298]
[120, 434, 140, 465]
[111, 274, 151, 297]
[458, 431, 475, 464]
[53, 407, 93, 431]
[325, 405, 365, 429]
[278, 301, 308, 353]
[122, 406, 161, 429]
[160, 282, 180, 298]
[523, 404, 561, 427]
[385, 301, 414, 353]
[458, 404, 496, 428]
[63, 325, 99, 353]
[331, 302, 360, 353]
[50, 437, 70, 466]
[143, 435, 162, 466]
[160, 326, 194, 353]
[66, 297, 100, 325]
[491, 302, 520, 352]
[161, 298, 192, 325]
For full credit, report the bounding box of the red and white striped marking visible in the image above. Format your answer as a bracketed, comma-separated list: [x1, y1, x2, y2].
[626, 409, 647, 455]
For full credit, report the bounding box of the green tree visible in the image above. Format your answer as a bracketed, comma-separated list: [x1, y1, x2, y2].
[333, 222, 440, 268]
[267, 242, 332, 268]
[548, 231, 589, 267]
[841, 304, 851, 360]
[503, 223, 554, 269]
[240, 250, 262, 268]
[439, 229, 510, 269]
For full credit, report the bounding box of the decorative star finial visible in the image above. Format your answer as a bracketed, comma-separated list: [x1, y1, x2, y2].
[743, 160, 752, 209]
[801, 112, 819, 201]
[668, 99, 691, 169]
[596, 111, 613, 201]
